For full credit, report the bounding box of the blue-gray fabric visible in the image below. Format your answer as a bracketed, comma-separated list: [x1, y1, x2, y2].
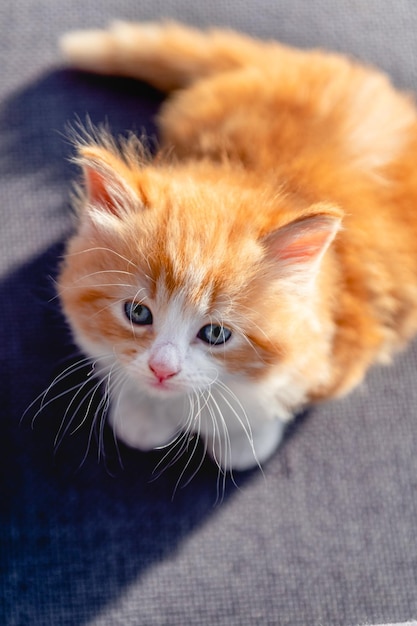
[1, 2, 417, 625]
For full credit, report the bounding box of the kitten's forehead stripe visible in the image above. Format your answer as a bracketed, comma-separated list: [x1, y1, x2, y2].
[140, 212, 253, 313]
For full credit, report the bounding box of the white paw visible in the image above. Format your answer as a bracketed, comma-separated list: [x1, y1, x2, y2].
[205, 419, 284, 471]
[107, 387, 181, 451]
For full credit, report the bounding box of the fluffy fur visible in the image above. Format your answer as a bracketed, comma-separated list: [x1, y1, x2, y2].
[57, 21, 417, 471]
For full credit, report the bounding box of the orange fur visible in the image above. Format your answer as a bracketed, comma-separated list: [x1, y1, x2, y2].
[57, 22, 417, 468]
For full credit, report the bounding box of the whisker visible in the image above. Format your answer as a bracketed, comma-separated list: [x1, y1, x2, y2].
[149, 431, 189, 483]
[170, 392, 207, 497]
[74, 269, 135, 281]
[64, 363, 111, 435]
[95, 366, 124, 464]
[72, 363, 125, 469]
[106, 372, 138, 469]
[177, 416, 209, 490]
[64, 246, 136, 268]
[151, 396, 196, 480]
[128, 287, 150, 335]
[104, 370, 133, 471]
[237, 304, 274, 341]
[229, 321, 271, 364]
[215, 380, 265, 477]
[21, 356, 94, 428]
[152, 428, 187, 452]
[25, 350, 127, 473]
[76, 380, 107, 469]
[91, 373, 111, 463]
[215, 380, 254, 443]
[202, 389, 231, 504]
[54, 367, 108, 452]
[205, 389, 231, 471]
[90, 297, 127, 319]
[171, 436, 202, 499]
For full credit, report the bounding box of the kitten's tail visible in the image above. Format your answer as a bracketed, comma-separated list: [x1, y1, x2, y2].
[60, 21, 272, 91]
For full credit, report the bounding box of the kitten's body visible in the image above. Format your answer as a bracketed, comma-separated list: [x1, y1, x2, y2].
[58, 22, 417, 470]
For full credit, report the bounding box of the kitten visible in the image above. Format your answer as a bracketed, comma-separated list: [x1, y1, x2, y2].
[57, 21, 417, 471]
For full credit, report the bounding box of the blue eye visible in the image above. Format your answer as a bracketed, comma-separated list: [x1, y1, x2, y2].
[197, 324, 232, 345]
[124, 302, 153, 325]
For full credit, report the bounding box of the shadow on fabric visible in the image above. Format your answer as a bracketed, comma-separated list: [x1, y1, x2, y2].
[0, 68, 164, 182]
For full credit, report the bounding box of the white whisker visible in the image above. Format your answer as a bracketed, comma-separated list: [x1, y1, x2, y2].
[75, 269, 135, 281]
[64, 246, 136, 268]
[54, 374, 103, 453]
[74, 363, 126, 469]
[205, 388, 231, 471]
[171, 433, 203, 499]
[215, 380, 254, 443]
[105, 369, 133, 470]
[151, 396, 197, 480]
[21, 356, 94, 428]
[202, 388, 232, 503]
[214, 380, 265, 477]
[23, 349, 128, 471]
[53, 360, 112, 450]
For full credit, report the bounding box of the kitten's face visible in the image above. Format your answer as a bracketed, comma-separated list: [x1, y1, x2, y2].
[58, 144, 341, 403]
[59, 182, 280, 399]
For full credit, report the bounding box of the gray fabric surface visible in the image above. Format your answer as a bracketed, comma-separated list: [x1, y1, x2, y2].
[370, 623, 417, 626]
[368, 622, 417, 626]
[1, 2, 417, 625]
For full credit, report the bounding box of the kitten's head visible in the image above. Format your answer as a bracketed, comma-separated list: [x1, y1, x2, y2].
[58, 138, 342, 401]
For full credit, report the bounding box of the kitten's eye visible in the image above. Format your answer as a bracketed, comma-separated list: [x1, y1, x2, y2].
[124, 302, 153, 325]
[197, 324, 232, 345]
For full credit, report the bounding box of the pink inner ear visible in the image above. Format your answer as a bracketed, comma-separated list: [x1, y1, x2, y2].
[265, 214, 341, 267]
[84, 165, 122, 216]
[279, 228, 334, 262]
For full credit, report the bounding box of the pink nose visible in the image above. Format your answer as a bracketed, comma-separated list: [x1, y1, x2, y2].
[148, 343, 182, 383]
[149, 362, 180, 382]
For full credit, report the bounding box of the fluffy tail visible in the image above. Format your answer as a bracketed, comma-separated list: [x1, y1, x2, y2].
[60, 20, 271, 91]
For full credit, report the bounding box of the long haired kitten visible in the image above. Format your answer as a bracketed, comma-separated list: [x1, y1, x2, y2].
[56, 21, 417, 471]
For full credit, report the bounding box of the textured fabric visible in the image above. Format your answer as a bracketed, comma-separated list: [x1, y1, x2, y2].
[369, 623, 417, 626]
[1, 2, 417, 625]
[368, 622, 417, 626]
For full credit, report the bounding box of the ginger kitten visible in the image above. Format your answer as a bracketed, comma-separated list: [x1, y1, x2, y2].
[56, 21, 417, 471]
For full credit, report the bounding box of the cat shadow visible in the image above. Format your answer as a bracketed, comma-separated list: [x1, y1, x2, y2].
[0, 69, 265, 625]
[0, 69, 310, 624]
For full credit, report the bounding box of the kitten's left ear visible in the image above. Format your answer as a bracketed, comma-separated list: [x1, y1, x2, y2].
[262, 203, 343, 286]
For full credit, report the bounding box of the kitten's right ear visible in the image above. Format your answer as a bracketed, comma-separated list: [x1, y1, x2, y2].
[76, 145, 139, 228]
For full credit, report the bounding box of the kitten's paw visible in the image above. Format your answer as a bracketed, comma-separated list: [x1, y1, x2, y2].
[206, 419, 284, 471]
[107, 390, 180, 451]
[109, 405, 180, 451]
